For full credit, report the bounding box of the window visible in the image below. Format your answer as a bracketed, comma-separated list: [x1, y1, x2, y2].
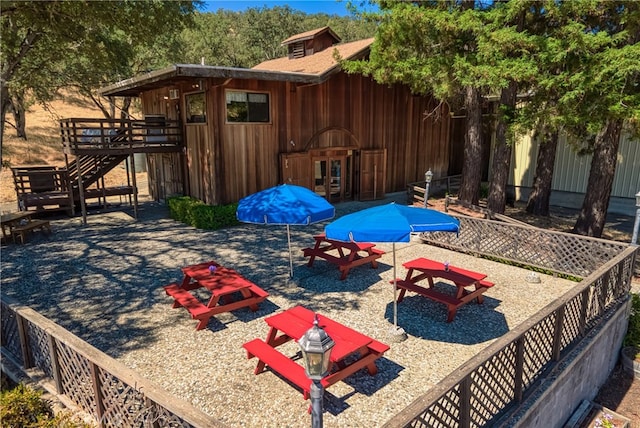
[226, 91, 270, 123]
[185, 92, 206, 124]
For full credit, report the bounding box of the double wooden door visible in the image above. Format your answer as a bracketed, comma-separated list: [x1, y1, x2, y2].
[280, 148, 386, 202]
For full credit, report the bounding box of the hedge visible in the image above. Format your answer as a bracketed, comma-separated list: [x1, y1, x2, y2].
[167, 196, 239, 230]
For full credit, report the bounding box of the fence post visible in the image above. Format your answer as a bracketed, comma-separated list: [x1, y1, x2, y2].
[90, 362, 105, 427]
[552, 306, 565, 361]
[16, 314, 33, 369]
[459, 375, 472, 428]
[47, 335, 63, 393]
[579, 288, 590, 336]
[514, 337, 525, 401]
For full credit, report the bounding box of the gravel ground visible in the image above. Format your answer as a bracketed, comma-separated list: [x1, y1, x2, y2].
[1, 194, 582, 427]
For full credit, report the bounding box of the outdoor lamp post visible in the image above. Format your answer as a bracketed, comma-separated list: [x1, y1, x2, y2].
[298, 315, 335, 428]
[632, 191, 640, 245]
[424, 169, 433, 208]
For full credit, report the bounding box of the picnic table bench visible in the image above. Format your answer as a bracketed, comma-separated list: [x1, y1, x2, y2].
[392, 257, 494, 322]
[164, 261, 269, 330]
[243, 305, 389, 400]
[1, 211, 52, 244]
[302, 233, 384, 280]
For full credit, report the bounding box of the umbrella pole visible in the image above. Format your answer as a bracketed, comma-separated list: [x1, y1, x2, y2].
[393, 243, 397, 328]
[287, 224, 293, 278]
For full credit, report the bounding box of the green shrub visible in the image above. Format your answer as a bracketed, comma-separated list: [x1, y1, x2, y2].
[0, 383, 94, 428]
[0, 383, 53, 427]
[167, 196, 239, 230]
[624, 292, 640, 349]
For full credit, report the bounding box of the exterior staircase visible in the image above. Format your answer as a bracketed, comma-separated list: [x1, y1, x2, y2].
[65, 153, 130, 198]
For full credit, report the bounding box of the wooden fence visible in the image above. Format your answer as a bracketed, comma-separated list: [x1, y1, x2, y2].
[384, 217, 638, 427]
[407, 175, 462, 206]
[0, 296, 226, 428]
[1, 215, 637, 427]
[60, 118, 183, 156]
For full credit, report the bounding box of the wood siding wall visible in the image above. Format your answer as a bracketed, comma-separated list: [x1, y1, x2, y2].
[140, 71, 452, 205]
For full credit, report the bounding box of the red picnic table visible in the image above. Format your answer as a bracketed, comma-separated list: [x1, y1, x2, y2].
[164, 261, 269, 330]
[302, 233, 385, 280]
[391, 257, 494, 322]
[242, 305, 389, 400]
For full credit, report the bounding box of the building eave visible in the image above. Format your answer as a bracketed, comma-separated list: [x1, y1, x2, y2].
[99, 64, 327, 97]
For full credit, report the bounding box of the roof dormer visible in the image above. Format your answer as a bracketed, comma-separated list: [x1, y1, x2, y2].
[281, 26, 342, 59]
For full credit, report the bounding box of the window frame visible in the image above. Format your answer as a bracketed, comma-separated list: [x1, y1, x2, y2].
[184, 91, 207, 125]
[225, 90, 271, 124]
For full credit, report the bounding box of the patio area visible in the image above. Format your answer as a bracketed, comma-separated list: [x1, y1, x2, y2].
[0, 194, 581, 427]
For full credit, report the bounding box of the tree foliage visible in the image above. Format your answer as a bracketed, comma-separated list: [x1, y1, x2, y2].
[347, 0, 639, 236]
[1, 0, 199, 164]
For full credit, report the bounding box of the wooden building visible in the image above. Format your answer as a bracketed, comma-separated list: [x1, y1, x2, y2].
[100, 27, 462, 205]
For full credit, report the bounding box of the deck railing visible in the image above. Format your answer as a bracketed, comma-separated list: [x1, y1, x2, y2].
[384, 217, 638, 427]
[407, 175, 462, 206]
[60, 118, 183, 155]
[0, 296, 226, 428]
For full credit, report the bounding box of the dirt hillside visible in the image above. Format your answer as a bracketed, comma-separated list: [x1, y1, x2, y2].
[1, 92, 140, 206]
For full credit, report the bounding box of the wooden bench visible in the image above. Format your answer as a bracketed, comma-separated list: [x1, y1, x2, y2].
[393, 278, 495, 322]
[243, 338, 317, 399]
[302, 238, 385, 280]
[12, 219, 52, 244]
[163, 283, 212, 319]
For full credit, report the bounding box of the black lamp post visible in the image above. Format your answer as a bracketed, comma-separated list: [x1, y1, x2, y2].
[298, 314, 335, 428]
[424, 169, 433, 208]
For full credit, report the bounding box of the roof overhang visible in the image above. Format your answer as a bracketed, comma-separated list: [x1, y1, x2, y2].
[99, 64, 331, 97]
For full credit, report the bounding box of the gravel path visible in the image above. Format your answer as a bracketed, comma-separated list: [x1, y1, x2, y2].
[0, 195, 580, 427]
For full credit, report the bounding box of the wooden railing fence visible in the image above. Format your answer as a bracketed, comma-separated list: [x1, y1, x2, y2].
[60, 118, 183, 155]
[1, 215, 636, 428]
[384, 216, 638, 427]
[407, 175, 462, 206]
[0, 296, 226, 428]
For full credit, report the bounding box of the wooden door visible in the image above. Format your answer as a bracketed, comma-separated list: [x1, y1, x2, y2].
[359, 149, 386, 201]
[280, 152, 311, 189]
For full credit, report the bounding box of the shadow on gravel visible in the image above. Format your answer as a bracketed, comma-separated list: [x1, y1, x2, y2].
[384, 294, 508, 345]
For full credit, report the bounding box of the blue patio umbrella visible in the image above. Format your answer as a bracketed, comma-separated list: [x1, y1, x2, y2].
[236, 184, 335, 277]
[325, 203, 459, 329]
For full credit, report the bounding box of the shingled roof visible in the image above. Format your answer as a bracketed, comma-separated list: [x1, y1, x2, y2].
[252, 37, 373, 75]
[280, 26, 341, 46]
[100, 29, 373, 97]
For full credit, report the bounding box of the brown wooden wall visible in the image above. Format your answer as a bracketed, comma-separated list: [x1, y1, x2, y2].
[139, 70, 453, 205]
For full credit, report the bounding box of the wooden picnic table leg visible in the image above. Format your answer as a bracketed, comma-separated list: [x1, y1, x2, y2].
[367, 249, 379, 268]
[239, 288, 259, 311]
[446, 307, 458, 323]
[206, 294, 221, 309]
[306, 238, 322, 266]
[194, 314, 213, 331]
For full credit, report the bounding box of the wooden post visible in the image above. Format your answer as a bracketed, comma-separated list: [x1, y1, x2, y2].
[90, 362, 105, 427]
[16, 314, 33, 369]
[552, 306, 565, 361]
[514, 337, 525, 401]
[459, 375, 472, 428]
[76, 154, 88, 224]
[47, 335, 63, 393]
[63, 153, 75, 216]
[130, 154, 139, 219]
[579, 288, 590, 336]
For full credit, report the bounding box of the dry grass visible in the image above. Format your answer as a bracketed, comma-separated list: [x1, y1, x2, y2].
[1, 91, 132, 204]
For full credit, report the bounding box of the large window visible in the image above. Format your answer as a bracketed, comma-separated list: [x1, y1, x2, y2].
[185, 92, 206, 124]
[226, 91, 270, 123]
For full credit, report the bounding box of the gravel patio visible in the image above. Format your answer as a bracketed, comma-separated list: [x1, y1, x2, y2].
[0, 194, 580, 427]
